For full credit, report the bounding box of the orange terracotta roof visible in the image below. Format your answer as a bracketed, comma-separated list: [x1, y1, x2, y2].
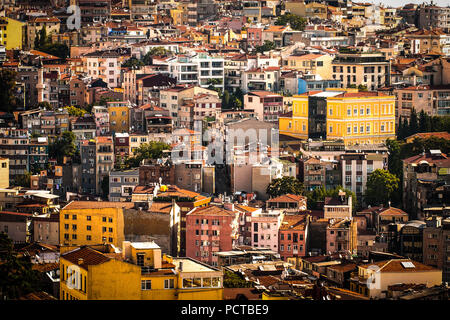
[235, 204, 260, 213]
[187, 205, 236, 216]
[267, 194, 306, 203]
[406, 132, 450, 141]
[149, 202, 173, 214]
[61, 247, 110, 270]
[279, 215, 307, 231]
[62, 201, 134, 210]
[359, 259, 438, 273]
[378, 207, 408, 216]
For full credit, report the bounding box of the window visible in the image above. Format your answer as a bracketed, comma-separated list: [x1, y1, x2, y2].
[102, 217, 107, 222]
[109, 227, 113, 232]
[102, 227, 106, 232]
[164, 279, 175, 289]
[87, 216, 91, 221]
[64, 224, 69, 230]
[86, 235, 91, 241]
[108, 218, 113, 223]
[72, 215, 77, 220]
[141, 280, 152, 290]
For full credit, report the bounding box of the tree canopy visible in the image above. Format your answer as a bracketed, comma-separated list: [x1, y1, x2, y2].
[34, 26, 69, 59]
[266, 176, 303, 198]
[397, 109, 450, 140]
[306, 186, 357, 211]
[255, 41, 276, 53]
[124, 141, 171, 168]
[0, 233, 41, 299]
[64, 106, 88, 117]
[49, 131, 78, 164]
[0, 69, 18, 113]
[364, 169, 399, 206]
[274, 13, 307, 31]
[223, 270, 253, 288]
[122, 57, 145, 69]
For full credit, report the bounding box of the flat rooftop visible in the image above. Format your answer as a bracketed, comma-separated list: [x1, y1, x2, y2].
[172, 258, 219, 273]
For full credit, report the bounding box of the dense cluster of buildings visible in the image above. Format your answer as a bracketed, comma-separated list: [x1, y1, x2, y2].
[0, 0, 449, 301]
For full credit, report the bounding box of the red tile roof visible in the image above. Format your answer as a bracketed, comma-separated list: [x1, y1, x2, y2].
[359, 259, 438, 273]
[187, 205, 236, 217]
[61, 246, 110, 270]
[267, 194, 306, 203]
[279, 214, 307, 231]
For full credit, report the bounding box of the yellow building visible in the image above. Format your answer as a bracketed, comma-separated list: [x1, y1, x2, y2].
[0, 17, 25, 50]
[283, 53, 333, 80]
[107, 101, 131, 134]
[279, 89, 396, 145]
[170, 9, 184, 25]
[59, 201, 131, 248]
[326, 91, 396, 145]
[27, 17, 60, 49]
[60, 241, 224, 300]
[279, 94, 309, 139]
[0, 158, 9, 189]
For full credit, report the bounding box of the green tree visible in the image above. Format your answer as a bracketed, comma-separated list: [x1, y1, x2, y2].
[256, 40, 276, 53]
[0, 233, 42, 299]
[122, 57, 144, 69]
[307, 186, 357, 212]
[409, 108, 419, 136]
[33, 31, 40, 49]
[401, 117, 410, 139]
[124, 141, 171, 168]
[142, 47, 170, 65]
[39, 43, 69, 59]
[386, 139, 403, 179]
[0, 69, 18, 113]
[418, 110, 431, 133]
[64, 105, 88, 117]
[364, 169, 399, 206]
[223, 270, 252, 288]
[13, 171, 31, 188]
[266, 176, 303, 198]
[38, 26, 48, 48]
[357, 84, 368, 91]
[222, 90, 231, 109]
[49, 131, 77, 164]
[274, 13, 306, 31]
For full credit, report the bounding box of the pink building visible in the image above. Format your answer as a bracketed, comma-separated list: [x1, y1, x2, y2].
[186, 205, 239, 267]
[247, 27, 263, 47]
[93, 105, 110, 136]
[278, 214, 308, 261]
[244, 91, 284, 123]
[235, 204, 262, 246]
[326, 219, 358, 254]
[251, 211, 284, 251]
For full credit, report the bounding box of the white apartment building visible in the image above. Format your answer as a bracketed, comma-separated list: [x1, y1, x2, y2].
[165, 52, 225, 91]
